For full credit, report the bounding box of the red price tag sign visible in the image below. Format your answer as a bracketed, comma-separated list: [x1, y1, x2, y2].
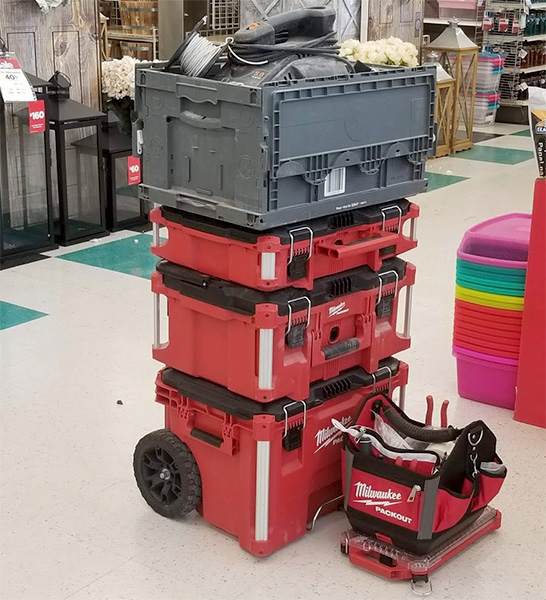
[127, 156, 141, 185]
[28, 100, 46, 134]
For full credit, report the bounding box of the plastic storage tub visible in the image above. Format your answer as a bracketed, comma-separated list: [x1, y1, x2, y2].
[455, 298, 523, 323]
[438, 0, 478, 20]
[135, 65, 436, 229]
[456, 258, 526, 281]
[151, 200, 419, 291]
[154, 359, 408, 556]
[458, 214, 531, 268]
[453, 345, 518, 409]
[455, 285, 524, 311]
[472, 92, 500, 125]
[152, 258, 414, 402]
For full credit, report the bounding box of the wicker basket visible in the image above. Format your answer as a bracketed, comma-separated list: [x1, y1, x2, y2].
[119, 1, 158, 35]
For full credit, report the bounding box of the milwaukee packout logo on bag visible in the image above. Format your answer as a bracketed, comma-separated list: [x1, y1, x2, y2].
[353, 481, 402, 506]
[351, 480, 413, 525]
[315, 415, 352, 452]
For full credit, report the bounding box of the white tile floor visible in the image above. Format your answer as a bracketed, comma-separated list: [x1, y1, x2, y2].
[1, 125, 545, 600]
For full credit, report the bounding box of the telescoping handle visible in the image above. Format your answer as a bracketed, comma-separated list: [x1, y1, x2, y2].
[153, 209, 161, 349]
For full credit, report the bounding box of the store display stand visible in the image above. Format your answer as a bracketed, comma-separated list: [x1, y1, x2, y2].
[514, 177, 546, 428]
[483, 0, 546, 123]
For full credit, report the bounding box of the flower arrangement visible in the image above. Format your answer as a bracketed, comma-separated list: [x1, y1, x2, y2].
[340, 37, 419, 68]
[102, 56, 142, 135]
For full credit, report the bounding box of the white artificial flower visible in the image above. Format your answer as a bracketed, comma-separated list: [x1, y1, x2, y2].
[101, 56, 143, 100]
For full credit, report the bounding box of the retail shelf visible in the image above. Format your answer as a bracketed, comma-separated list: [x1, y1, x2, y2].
[499, 98, 529, 106]
[424, 17, 482, 27]
[488, 1, 546, 9]
[485, 33, 546, 42]
[504, 64, 546, 73]
[107, 29, 158, 42]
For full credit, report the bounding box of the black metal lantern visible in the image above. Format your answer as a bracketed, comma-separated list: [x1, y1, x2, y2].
[47, 72, 108, 245]
[75, 115, 148, 232]
[0, 69, 57, 264]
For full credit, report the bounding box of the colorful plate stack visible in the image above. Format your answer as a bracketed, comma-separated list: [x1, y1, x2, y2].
[453, 214, 531, 409]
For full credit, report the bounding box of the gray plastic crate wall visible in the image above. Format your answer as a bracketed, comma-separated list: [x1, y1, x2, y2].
[135, 66, 436, 229]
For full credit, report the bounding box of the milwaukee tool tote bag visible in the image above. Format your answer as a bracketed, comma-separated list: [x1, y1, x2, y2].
[341, 392, 506, 555]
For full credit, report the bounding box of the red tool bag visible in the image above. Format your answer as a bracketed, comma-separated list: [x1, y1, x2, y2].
[342, 392, 506, 555]
[150, 200, 419, 291]
[152, 258, 414, 402]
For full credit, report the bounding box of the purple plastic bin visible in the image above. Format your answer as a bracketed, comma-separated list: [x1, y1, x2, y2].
[453, 344, 518, 409]
[458, 213, 531, 269]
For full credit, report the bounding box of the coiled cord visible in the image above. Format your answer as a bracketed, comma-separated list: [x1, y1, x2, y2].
[165, 17, 354, 76]
[179, 34, 225, 77]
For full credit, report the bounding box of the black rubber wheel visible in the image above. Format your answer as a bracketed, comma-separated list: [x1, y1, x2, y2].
[133, 429, 202, 518]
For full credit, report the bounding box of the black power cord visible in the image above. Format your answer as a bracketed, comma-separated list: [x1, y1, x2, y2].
[228, 30, 354, 71]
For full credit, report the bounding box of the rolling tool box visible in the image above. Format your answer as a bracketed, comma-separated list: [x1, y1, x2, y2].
[133, 359, 408, 557]
[152, 258, 415, 401]
[151, 200, 419, 291]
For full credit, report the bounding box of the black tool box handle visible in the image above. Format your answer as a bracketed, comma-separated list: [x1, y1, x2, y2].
[234, 7, 336, 45]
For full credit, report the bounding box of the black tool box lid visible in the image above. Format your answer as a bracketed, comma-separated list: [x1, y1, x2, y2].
[161, 358, 401, 421]
[156, 257, 407, 316]
[159, 199, 411, 245]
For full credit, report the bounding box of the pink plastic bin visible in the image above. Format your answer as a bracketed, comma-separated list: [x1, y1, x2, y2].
[458, 214, 531, 269]
[453, 345, 518, 409]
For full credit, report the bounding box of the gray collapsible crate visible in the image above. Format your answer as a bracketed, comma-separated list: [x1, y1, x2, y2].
[135, 65, 436, 229]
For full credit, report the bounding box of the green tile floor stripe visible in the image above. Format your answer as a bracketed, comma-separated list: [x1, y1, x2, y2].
[0, 301, 47, 331]
[426, 172, 469, 192]
[450, 145, 534, 165]
[512, 129, 531, 137]
[58, 234, 158, 279]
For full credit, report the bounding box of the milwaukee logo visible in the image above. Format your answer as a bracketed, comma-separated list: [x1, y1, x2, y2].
[353, 482, 402, 507]
[0, 61, 14, 69]
[329, 301, 349, 317]
[314, 415, 352, 452]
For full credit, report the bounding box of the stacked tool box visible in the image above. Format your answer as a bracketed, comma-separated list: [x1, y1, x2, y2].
[133, 7, 436, 558]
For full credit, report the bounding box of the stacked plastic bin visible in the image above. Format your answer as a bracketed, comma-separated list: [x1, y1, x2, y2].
[453, 214, 531, 409]
[132, 37, 436, 557]
[472, 53, 504, 125]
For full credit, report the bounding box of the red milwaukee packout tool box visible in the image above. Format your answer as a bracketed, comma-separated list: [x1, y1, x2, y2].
[155, 358, 409, 556]
[152, 258, 415, 402]
[150, 200, 419, 291]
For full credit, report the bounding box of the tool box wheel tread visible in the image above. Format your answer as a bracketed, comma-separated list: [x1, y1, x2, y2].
[133, 429, 202, 518]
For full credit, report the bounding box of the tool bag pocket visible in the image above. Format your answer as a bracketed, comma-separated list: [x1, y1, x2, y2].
[341, 392, 506, 555]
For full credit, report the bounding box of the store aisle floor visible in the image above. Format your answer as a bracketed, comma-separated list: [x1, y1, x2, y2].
[1, 125, 545, 600]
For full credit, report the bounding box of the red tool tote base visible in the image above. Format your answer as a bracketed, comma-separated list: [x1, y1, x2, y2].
[341, 507, 501, 593]
[151, 200, 419, 291]
[133, 360, 408, 557]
